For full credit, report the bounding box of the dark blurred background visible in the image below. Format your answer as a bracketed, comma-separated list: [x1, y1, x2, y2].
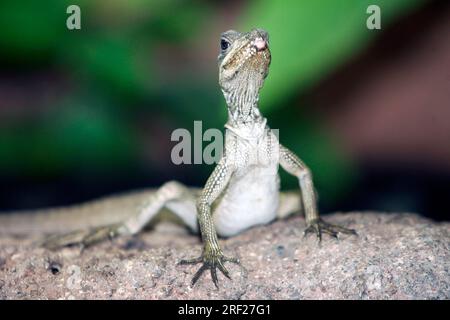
[0, 0, 449, 221]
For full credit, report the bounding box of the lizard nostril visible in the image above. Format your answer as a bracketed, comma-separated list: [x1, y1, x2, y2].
[254, 37, 267, 51]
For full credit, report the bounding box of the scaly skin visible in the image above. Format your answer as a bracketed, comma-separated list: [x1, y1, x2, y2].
[0, 28, 356, 288]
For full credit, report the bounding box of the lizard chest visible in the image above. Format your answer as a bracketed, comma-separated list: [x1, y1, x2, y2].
[213, 166, 280, 237]
[213, 130, 281, 237]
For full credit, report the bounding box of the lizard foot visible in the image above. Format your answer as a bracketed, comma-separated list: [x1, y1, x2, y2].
[304, 218, 357, 242]
[179, 251, 240, 288]
[41, 223, 126, 250]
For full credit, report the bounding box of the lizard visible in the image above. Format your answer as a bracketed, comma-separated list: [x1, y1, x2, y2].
[0, 28, 356, 288]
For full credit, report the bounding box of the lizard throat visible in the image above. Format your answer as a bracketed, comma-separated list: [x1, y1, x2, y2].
[222, 87, 262, 124]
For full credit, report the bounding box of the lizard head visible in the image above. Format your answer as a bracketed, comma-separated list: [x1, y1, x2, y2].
[218, 29, 271, 117]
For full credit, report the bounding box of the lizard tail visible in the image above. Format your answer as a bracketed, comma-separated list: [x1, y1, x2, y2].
[0, 208, 78, 235]
[0, 189, 156, 235]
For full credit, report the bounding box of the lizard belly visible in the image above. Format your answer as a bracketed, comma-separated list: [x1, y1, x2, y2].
[213, 167, 279, 237]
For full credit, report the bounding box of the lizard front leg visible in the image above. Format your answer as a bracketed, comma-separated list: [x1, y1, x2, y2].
[179, 158, 240, 288]
[279, 144, 356, 241]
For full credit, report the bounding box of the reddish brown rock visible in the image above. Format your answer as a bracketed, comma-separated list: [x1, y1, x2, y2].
[0, 212, 448, 299]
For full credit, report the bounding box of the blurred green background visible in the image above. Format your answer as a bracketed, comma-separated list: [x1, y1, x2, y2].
[1, 0, 449, 219]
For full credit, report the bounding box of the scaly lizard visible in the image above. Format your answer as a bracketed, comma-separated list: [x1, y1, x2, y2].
[0, 29, 356, 287]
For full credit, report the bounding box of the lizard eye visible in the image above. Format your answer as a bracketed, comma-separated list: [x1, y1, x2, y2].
[220, 38, 230, 51]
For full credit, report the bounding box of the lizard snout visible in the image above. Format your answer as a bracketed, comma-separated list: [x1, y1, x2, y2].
[254, 37, 267, 51]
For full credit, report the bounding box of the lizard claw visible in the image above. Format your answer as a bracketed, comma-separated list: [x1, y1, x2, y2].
[304, 218, 357, 242]
[179, 251, 240, 288]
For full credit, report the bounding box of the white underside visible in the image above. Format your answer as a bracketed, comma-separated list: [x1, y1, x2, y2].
[213, 167, 279, 237]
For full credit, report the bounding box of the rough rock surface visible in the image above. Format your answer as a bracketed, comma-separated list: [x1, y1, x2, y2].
[0, 212, 448, 299]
